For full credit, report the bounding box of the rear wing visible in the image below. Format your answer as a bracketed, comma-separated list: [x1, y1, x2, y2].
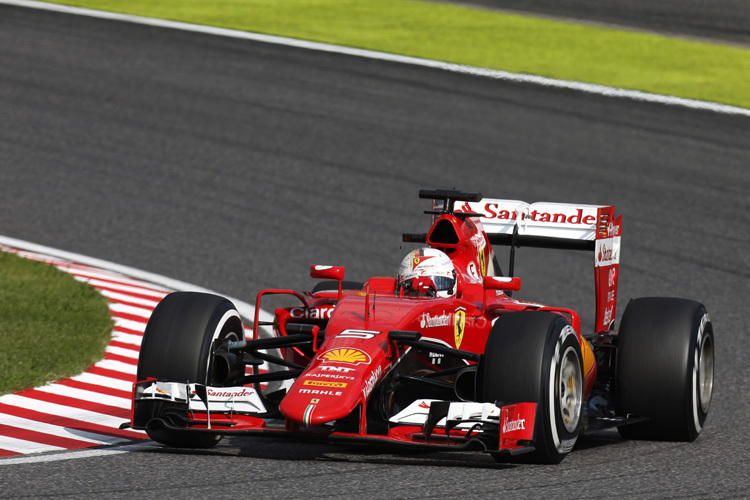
[456, 199, 603, 249]
[455, 198, 621, 332]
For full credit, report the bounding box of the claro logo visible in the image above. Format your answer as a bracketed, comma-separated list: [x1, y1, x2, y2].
[290, 305, 335, 320]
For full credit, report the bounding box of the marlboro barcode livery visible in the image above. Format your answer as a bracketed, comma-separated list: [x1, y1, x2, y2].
[125, 189, 714, 464]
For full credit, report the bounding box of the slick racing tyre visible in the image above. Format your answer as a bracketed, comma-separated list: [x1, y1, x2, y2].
[616, 297, 714, 441]
[481, 312, 584, 464]
[137, 292, 245, 448]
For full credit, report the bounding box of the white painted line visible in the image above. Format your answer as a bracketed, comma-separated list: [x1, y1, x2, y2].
[113, 318, 146, 333]
[110, 315, 147, 328]
[70, 373, 133, 393]
[105, 345, 140, 359]
[99, 289, 160, 308]
[79, 278, 169, 298]
[34, 384, 131, 410]
[0, 435, 65, 455]
[108, 302, 153, 320]
[94, 359, 137, 375]
[0, 443, 155, 465]
[0, 395, 127, 429]
[63, 268, 171, 290]
[110, 331, 143, 347]
[0, 413, 127, 445]
[1, 0, 748, 117]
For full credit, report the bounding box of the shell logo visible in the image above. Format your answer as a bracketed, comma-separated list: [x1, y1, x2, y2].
[320, 348, 370, 365]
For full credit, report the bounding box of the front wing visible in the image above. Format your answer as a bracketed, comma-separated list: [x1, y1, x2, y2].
[125, 379, 538, 456]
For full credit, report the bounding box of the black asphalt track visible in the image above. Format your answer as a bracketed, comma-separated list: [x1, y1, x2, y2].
[1, 5, 749, 498]
[445, 0, 750, 45]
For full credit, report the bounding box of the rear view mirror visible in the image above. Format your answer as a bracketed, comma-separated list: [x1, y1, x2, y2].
[310, 265, 345, 281]
[483, 276, 521, 292]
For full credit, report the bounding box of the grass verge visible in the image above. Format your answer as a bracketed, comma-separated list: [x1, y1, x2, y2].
[38, 0, 750, 108]
[0, 251, 113, 395]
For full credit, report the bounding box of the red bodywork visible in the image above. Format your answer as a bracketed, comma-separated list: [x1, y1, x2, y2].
[131, 192, 622, 453]
[252, 209, 610, 433]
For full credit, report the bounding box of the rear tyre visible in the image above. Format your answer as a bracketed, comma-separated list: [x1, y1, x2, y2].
[481, 312, 584, 464]
[137, 292, 245, 448]
[616, 297, 714, 441]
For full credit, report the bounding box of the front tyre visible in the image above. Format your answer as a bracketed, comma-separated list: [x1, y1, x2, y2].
[137, 292, 245, 448]
[481, 312, 584, 464]
[616, 297, 714, 441]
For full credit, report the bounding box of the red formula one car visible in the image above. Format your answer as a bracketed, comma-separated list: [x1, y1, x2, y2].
[125, 189, 715, 463]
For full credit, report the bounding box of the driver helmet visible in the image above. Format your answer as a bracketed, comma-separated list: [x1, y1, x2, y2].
[397, 248, 456, 297]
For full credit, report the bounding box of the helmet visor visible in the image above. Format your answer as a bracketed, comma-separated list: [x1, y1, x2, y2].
[430, 276, 455, 292]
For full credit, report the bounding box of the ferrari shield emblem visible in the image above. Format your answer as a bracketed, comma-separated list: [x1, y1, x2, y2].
[454, 308, 466, 348]
[412, 255, 433, 271]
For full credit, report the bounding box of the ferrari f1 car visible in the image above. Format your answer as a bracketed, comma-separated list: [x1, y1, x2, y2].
[124, 189, 715, 463]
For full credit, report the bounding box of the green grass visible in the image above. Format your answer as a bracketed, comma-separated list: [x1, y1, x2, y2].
[0, 252, 113, 395]
[40, 0, 750, 108]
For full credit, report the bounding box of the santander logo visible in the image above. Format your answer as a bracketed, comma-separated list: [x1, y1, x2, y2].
[420, 311, 452, 328]
[598, 244, 617, 262]
[459, 202, 597, 226]
[502, 416, 526, 433]
[596, 236, 619, 267]
[206, 388, 253, 398]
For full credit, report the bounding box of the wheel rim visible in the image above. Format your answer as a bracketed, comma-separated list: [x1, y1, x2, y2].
[559, 347, 583, 433]
[206, 309, 243, 385]
[698, 334, 714, 413]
